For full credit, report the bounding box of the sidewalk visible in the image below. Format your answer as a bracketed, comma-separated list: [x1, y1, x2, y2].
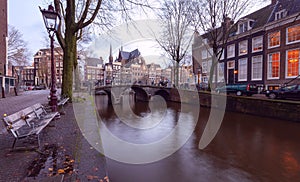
[0, 90, 108, 182]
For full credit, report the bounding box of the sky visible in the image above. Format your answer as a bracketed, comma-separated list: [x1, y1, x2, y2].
[8, 0, 271, 65]
[8, 0, 49, 57]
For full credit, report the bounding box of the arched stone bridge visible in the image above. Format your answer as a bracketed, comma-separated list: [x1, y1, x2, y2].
[94, 85, 172, 104]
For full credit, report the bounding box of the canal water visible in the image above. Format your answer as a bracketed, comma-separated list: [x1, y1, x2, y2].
[95, 95, 300, 182]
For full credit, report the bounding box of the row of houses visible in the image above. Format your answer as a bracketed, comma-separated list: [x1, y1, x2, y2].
[192, 0, 300, 91]
[17, 46, 193, 88]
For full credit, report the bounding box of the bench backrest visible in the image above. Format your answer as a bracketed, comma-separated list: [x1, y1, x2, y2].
[58, 97, 69, 106]
[31, 103, 47, 119]
[3, 103, 46, 137]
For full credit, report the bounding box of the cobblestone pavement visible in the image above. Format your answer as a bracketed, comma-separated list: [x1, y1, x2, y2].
[0, 91, 108, 182]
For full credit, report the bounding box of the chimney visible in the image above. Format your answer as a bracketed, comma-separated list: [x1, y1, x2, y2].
[222, 16, 233, 31]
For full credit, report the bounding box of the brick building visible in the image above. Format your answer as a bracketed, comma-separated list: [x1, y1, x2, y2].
[33, 47, 63, 88]
[192, 0, 300, 91]
[0, 0, 15, 93]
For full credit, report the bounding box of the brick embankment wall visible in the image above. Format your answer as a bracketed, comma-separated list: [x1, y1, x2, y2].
[168, 88, 300, 122]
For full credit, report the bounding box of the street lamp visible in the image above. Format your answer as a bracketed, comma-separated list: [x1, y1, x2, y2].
[40, 5, 60, 112]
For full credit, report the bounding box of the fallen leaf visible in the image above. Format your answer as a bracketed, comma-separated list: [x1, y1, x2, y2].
[57, 169, 65, 174]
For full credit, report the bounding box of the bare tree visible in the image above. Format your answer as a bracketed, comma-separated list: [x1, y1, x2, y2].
[155, 0, 194, 87]
[193, 0, 251, 89]
[8, 25, 31, 66]
[49, 0, 150, 99]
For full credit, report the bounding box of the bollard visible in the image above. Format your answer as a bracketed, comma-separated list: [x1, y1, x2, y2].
[2, 87, 5, 98]
[14, 87, 18, 96]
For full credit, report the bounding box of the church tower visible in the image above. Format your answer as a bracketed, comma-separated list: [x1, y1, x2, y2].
[109, 44, 113, 63]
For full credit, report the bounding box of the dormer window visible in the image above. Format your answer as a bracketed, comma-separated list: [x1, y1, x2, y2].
[275, 9, 287, 20]
[238, 19, 255, 34]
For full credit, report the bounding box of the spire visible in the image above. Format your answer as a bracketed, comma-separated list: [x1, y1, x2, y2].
[109, 44, 113, 63]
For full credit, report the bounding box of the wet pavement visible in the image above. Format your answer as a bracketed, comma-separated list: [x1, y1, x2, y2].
[0, 90, 108, 182]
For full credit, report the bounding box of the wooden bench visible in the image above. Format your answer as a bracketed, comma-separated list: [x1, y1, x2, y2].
[57, 97, 69, 114]
[3, 103, 59, 149]
[58, 97, 69, 108]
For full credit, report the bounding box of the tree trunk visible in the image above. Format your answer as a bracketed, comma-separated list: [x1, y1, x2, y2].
[175, 61, 179, 87]
[74, 66, 81, 91]
[62, 34, 77, 99]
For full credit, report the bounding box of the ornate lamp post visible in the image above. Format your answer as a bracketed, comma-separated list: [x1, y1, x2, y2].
[40, 5, 60, 112]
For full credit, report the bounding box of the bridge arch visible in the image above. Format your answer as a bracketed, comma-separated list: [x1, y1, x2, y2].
[154, 89, 170, 101]
[131, 86, 150, 102]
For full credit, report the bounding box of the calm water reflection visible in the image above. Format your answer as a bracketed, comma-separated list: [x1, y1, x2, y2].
[95, 95, 300, 182]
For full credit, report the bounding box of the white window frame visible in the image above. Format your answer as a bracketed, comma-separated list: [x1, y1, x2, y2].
[218, 62, 225, 82]
[275, 9, 287, 21]
[202, 49, 208, 59]
[218, 48, 224, 60]
[202, 61, 208, 73]
[286, 24, 300, 45]
[238, 58, 247, 81]
[227, 44, 235, 58]
[251, 55, 263, 81]
[239, 40, 248, 56]
[238, 22, 248, 33]
[267, 52, 280, 80]
[252, 36, 263, 53]
[286, 49, 300, 78]
[268, 31, 281, 49]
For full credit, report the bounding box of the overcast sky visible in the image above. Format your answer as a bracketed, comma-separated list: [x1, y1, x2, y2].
[8, 0, 271, 65]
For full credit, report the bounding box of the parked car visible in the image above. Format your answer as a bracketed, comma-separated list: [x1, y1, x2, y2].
[265, 84, 300, 99]
[33, 84, 46, 90]
[216, 84, 258, 96]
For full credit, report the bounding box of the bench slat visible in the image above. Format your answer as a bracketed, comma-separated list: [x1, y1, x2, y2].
[2, 103, 59, 149]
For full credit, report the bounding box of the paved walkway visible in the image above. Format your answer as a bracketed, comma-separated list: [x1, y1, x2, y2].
[0, 90, 108, 182]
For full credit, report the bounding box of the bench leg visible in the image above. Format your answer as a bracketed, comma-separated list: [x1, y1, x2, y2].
[12, 138, 17, 149]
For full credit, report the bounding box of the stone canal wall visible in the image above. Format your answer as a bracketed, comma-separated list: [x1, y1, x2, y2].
[169, 89, 300, 122]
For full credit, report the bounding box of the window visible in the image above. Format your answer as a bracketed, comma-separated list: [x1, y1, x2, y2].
[286, 49, 300, 78]
[218, 48, 224, 60]
[239, 22, 248, 33]
[287, 24, 300, 44]
[227, 44, 235, 58]
[275, 9, 287, 20]
[268, 52, 280, 79]
[252, 36, 263, 52]
[202, 62, 208, 73]
[238, 58, 247, 81]
[239, 40, 248, 55]
[218, 62, 224, 82]
[252, 55, 262, 80]
[227, 61, 235, 69]
[202, 49, 207, 59]
[268, 31, 280, 48]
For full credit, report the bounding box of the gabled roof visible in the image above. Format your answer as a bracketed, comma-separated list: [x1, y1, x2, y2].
[197, 2, 277, 43]
[85, 57, 103, 67]
[117, 48, 141, 62]
[268, 0, 300, 23]
[239, 4, 275, 29]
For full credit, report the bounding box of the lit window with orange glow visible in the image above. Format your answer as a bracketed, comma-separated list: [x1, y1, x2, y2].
[267, 52, 280, 79]
[268, 31, 280, 48]
[239, 40, 248, 55]
[287, 24, 300, 44]
[286, 49, 299, 78]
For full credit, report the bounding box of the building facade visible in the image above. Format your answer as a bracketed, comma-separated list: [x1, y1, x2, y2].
[264, 1, 300, 90]
[192, 0, 300, 91]
[0, 0, 15, 93]
[33, 48, 63, 88]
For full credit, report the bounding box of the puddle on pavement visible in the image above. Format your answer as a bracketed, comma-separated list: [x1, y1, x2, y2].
[26, 144, 75, 180]
[27, 144, 58, 177]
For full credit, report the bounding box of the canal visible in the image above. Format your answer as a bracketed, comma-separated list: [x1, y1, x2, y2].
[95, 95, 300, 181]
